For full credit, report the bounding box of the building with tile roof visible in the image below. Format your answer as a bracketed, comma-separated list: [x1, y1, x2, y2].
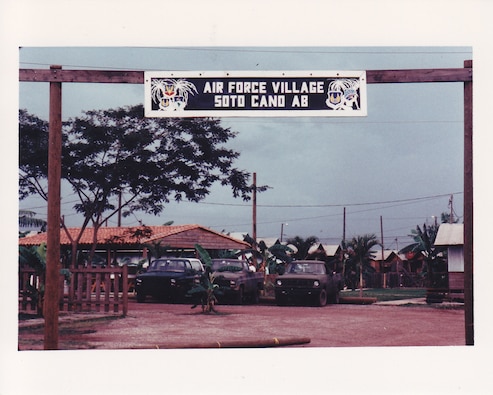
[19, 224, 251, 265]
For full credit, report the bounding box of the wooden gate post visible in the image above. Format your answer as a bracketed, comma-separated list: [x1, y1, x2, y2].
[44, 65, 62, 350]
[463, 60, 473, 345]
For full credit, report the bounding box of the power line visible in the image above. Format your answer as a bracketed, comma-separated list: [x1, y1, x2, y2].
[21, 191, 462, 212]
[199, 192, 463, 209]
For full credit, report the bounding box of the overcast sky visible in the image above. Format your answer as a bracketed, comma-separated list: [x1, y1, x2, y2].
[18, 46, 469, 247]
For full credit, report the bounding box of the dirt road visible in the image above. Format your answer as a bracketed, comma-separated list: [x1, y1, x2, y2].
[18, 299, 465, 350]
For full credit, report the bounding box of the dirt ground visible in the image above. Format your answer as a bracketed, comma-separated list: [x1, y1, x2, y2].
[18, 298, 465, 350]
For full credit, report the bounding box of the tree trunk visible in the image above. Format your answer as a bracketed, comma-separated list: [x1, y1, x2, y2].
[88, 223, 101, 265]
[70, 241, 78, 268]
[359, 259, 363, 298]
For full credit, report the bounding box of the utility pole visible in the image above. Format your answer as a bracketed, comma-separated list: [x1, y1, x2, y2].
[252, 172, 257, 246]
[342, 207, 346, 243]
[449, 194, 454, 223]
[280, 223, 287, 243]
[380, 215, 385, 288]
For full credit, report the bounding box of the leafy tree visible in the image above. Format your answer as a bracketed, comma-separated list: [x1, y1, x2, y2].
[346, 234, 380, 297]
[19, 105, 265, 267]
[400, 221, 446, 293]
[188, 244, 222, 313]
[19, 110, 49, 201]
[257, 240, 295, 274]
[408, 223, 440, 256]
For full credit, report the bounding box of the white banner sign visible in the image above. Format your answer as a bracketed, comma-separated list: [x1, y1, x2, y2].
[145, 71, 367, 117]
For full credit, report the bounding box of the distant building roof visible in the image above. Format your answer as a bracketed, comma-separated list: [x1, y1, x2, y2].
[258, 238, 280, 248]
[308, 243, 341, 256]
[434, 223, 464, 246]
[322, 244, 341, 256]
[370, 250, 399, 262]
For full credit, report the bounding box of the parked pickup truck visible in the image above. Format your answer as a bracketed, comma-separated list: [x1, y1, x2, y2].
[135, 257, 204, 303]
[211, 259, 264, 304]
[275, 260, 343, 306]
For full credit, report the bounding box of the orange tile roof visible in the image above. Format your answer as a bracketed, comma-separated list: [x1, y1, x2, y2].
[19, 224, 250, 249]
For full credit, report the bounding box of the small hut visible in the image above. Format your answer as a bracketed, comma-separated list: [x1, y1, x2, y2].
[434, 223, 464, 301]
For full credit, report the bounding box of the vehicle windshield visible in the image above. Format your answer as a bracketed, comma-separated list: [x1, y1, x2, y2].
[286, 262, 325, 274]
[190, 260, 203, 272]
[148, 259, 187, 273]
[212, 260, 246, 272]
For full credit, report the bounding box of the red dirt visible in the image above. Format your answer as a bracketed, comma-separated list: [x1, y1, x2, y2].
[18, 299, 465, 350]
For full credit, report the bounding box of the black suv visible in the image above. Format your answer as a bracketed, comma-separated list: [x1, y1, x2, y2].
[275, 260, 343, 306]
[135, 258, 204, 303]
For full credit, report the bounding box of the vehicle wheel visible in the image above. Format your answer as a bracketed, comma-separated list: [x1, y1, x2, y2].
[329, 291, 340, 304]
[317, 289, 327, 307]
[251, 288, 260, 304]
[275, 295, 287, 306]
[136, 292, 146, 303]
[236, 286, 244, 305]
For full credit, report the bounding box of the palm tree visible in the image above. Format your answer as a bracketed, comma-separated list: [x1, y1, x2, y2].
[18, 210, 47, 233]
[348, 234, 380, 297]
[400, 222, 446, 291]
[286, 236, 319, 260]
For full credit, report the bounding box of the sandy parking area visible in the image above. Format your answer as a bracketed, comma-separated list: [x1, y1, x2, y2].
[19, 299, 465, 350]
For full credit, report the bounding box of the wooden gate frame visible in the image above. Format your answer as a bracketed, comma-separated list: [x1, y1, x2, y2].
[19, 265, 128, 315]
[19, 62, 473, 348]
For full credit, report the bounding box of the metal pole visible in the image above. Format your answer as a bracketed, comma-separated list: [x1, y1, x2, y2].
[343, 207, 346, 242]
[380, 215, 384, 265]
[252, 172, 257, 246]
[463, 60, 473, 345]
[44, 65, 62, 350]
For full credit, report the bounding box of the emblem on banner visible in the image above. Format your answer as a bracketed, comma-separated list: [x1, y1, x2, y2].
[151, 78, 197, 111]
[325, 79, 360, 110]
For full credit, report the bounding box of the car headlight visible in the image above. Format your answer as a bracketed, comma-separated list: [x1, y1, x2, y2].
[313, 280, 320, 287]
[230, 280, 236, 287]
[276, 279, 282, 286]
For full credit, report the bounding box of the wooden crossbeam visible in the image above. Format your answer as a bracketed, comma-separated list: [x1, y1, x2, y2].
[19, 67, 472, 84]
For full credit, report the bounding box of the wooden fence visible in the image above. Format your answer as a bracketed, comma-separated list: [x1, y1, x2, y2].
[19, 265, 128, 316]
[364, 272, 425, 289]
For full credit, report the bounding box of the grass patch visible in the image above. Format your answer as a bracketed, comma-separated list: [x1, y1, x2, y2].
[341, 288, 426, 302]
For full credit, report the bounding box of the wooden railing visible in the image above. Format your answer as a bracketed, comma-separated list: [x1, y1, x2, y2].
[19, 265, 128, 316]
[19, 268, 44, 312]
